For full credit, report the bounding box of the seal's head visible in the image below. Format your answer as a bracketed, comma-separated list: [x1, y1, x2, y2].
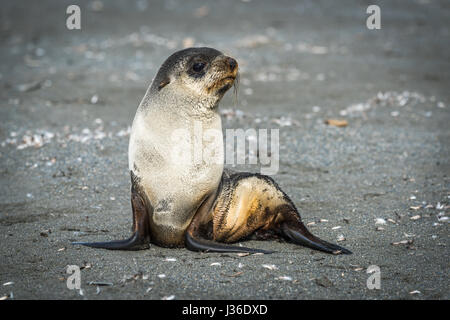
[151, 47, 238, 105]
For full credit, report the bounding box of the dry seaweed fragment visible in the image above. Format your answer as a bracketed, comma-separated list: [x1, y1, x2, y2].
[324, 119, 348, 127]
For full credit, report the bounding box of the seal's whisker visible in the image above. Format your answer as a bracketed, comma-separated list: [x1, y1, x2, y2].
[232, 71, 240, 108]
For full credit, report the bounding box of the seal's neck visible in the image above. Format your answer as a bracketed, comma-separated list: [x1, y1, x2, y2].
[146, 85, 220, 120]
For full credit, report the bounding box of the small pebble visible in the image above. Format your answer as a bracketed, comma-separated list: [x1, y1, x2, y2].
[391, 240, 412, 245]
[237, 253, 250, 257]
[262, 264, 278, 270]
[164, 258, 176, 262]
[90, 94, 99, 104]
[315, 276, 333, 288]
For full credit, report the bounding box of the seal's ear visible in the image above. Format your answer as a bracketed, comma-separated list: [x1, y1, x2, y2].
[158, 77, 171, 91]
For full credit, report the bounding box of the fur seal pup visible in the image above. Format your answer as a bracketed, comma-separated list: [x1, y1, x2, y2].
[73, 47, 351, 255]
[73, 47, 255, 251]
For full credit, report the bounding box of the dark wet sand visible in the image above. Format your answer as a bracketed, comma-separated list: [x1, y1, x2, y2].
[0, 0, 449, 299]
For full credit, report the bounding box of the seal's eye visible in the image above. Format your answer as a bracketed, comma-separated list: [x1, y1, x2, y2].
[192, 62, 206, 72]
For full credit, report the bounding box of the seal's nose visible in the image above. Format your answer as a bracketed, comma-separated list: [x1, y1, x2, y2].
[227, 57, 238, 72]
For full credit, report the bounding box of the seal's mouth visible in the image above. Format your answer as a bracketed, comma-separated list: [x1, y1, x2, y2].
[216, 76, 236, 95]
[218, 74, 237, 86]
[207, 74, 236, 95]
[207, 56, 238, 95]
[222, 76, 236, 81]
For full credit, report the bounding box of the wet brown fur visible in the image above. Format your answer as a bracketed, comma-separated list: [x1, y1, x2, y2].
[184, 169, 352, 254]
[207, 170, 297, 243]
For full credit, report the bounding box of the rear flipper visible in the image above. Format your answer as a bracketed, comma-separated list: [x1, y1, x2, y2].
[281, 221, 352, 255]
[185, 230, 273, 254]
[72, 180, 151, 250]
[206, 170, 352, 255]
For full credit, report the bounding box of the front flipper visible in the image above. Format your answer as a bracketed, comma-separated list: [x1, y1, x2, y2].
[72, 178, 151, 250]
[72, 231, 149, 250]
[185, 230, 273, 254]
